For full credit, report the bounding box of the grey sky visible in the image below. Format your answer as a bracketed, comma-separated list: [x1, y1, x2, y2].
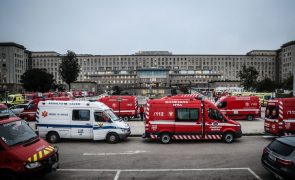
[0, 0, 294, 55]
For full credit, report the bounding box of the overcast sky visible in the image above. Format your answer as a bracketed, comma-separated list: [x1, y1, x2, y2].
[0, 0, 294, 55]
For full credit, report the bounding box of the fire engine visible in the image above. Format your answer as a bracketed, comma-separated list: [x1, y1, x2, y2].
[142, 97, 242, 143]
[98, 96, 138, 121]
[161, 94, 199, 99]
[0, 104, 59, 179]
[264, 97, 295, 136]
[216, 96, 261, 121]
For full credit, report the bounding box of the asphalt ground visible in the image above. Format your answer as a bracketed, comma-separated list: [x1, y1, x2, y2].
[41, 136, 276, 180]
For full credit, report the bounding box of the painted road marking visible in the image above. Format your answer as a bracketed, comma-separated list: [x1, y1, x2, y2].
[82, 150, 148, 156]
[58, 167, 262, 180]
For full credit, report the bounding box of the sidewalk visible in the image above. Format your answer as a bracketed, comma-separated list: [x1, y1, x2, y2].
[127, 118, 265, 136]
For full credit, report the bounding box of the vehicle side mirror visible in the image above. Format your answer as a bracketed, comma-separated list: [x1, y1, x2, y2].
[108, 119, 112, 123]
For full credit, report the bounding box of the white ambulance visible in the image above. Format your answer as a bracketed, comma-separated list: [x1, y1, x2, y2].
[36, 101, 131, 143]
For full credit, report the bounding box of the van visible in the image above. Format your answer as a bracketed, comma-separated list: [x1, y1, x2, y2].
[0, 104, 59, 179]
[36, 101, 130, 144]
[1, 94, 25, 107]
[216, 96, 261, 121]
[264, 97, 295, 136]
[98, 96, 139, 121]
[143, 97, 242, 143]
[19, 97, 71, 121]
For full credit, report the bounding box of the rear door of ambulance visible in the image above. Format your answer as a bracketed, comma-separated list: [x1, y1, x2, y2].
[70, 107, 92, 139]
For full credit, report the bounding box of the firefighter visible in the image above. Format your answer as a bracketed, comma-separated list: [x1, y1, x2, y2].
[140, 105, 145, 121]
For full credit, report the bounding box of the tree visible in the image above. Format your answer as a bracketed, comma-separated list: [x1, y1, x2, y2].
[282, 75, 293, 90]
[256, 77, 277, 92]
[21, 68, 54, 92]
[112, 86, 122, 95]
[238, 65, 259, 91]
[59, 51, 80, 91]
[179, 86, 189, 94]
[171, 88, 177, 95]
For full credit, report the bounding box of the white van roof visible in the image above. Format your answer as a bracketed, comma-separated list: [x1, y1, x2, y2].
[38, 100, 110, 110]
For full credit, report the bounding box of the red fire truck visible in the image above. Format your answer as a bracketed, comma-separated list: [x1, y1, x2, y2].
[215, 96, 261, 121]
[98, 96, 138, 121]
[142, 98, 242, 143]
[19, 97, 71, 121]
[0, 104, 59, 179]
[161, 94, 199, 99]
[264, 97, 295, 136]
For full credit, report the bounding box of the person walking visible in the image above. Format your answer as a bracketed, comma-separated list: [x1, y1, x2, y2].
[140, 105, 145, 121]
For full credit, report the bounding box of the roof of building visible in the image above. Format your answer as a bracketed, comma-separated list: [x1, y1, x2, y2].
[0, 42, 26, 49]
[281, 41, 295, 48]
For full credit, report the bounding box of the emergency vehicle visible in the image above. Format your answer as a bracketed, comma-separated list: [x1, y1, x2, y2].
[1, 94, 25, 107]
[19, 97, 71, 121]
[0, 104, 59, 179]
[98, 96, 139, 121]
[36, 101, 131, 144]
[161, 94, 199, 99]
[142, 98, 242, 144]
[215, 96, 261, 121]
[264, 97, 295, 136]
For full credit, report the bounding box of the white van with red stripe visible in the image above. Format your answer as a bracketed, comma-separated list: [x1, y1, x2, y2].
[142, 97, 242, 143]
[264, 97, 295, 136]
[215, 96, 261, 121]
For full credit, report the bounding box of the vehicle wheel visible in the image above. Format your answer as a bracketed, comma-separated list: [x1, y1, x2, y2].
[223, 132, 234, 143]
[123, 116, 129, 121]
[247, 115, 254, 121]
[106, 133, 119, 144]
[47, 132, 60, 143]
[160, 133, 171, 144]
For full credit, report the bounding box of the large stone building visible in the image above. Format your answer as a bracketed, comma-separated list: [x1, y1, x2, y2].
[1, 41, 294, 96]
[0, 42, 31, 93]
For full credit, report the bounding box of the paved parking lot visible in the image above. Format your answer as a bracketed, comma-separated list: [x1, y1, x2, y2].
[42, 136, 276, 180]
[48, 168, 261, 180]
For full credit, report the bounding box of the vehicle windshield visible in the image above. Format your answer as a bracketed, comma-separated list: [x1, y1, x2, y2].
[0, 120, 37, 146]
[265, 105, 278, 119]
[0, 108, 17, 117]
[104, 109, 120, 121]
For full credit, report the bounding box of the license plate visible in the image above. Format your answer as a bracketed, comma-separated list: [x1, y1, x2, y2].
[268, 154, 276, 161]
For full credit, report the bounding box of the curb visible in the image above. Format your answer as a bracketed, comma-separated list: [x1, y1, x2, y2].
[129, 133, 266, 137]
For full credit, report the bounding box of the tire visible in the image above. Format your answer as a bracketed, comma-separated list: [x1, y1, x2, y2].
[106, 133, 119, 144]
[46, 132, 60, 143]
[160, 133, 171, 144]
[223, 132, 235, 143]
[247, 115, 254, 121]
[123, 116, 129, 121]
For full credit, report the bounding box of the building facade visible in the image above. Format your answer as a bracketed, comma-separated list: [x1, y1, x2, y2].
[0, 43, 31, 93]
[1, 41, 294, 95]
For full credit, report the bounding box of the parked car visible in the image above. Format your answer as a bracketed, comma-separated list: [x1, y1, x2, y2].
[261, 136, 295, 179]
[9, 103, 29, 116]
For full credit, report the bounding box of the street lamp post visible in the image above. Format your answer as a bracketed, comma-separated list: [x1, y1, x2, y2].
[118, 96, 122, 118]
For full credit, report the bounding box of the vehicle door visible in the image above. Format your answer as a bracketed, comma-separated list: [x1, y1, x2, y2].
[70, 109, 92, 139]
[174, 108, 202, 137]
[205, 108, 225, 136]
[92, 111, 113, 140]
